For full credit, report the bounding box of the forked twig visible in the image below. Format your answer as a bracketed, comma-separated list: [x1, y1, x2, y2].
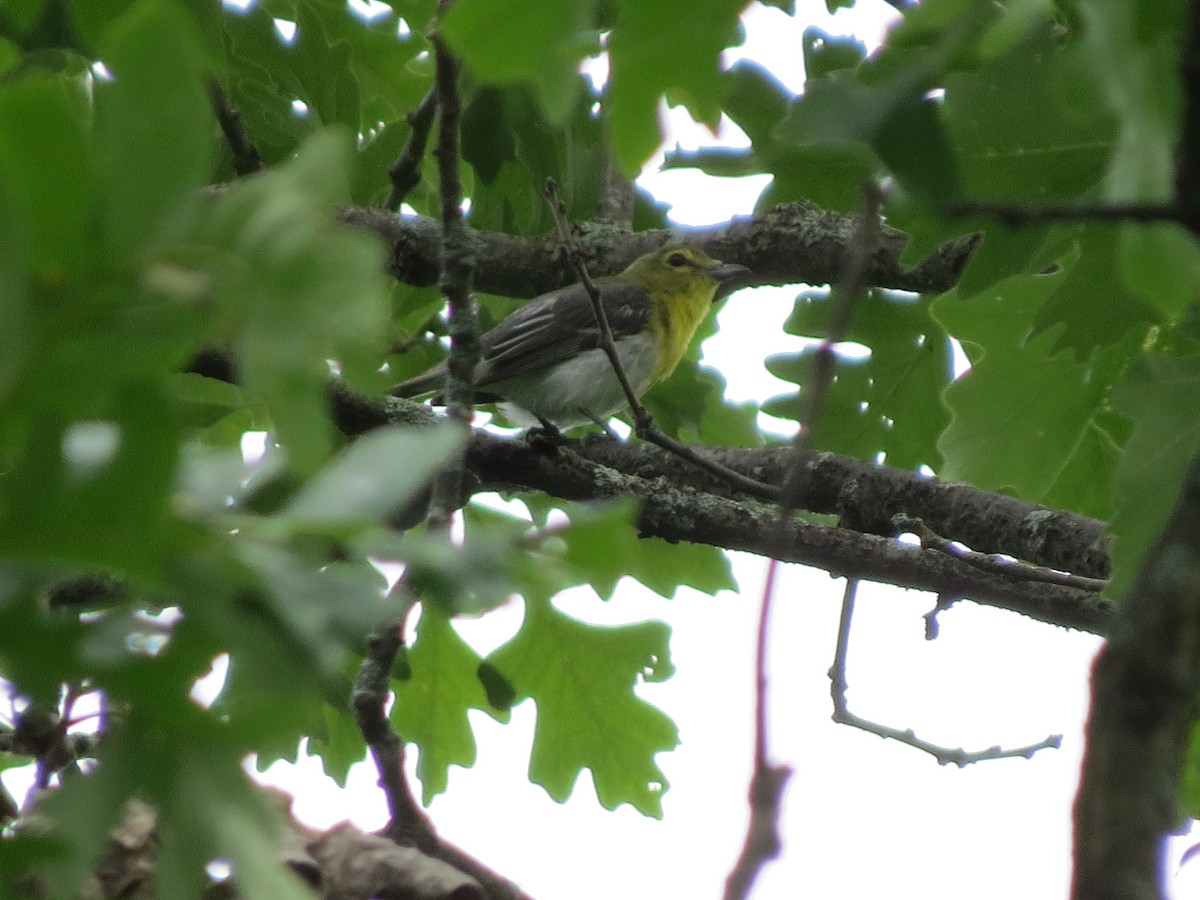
[830, 580, 1062, 766]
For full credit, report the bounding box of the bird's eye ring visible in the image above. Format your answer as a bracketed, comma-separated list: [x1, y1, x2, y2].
[667, 252, 688, 268]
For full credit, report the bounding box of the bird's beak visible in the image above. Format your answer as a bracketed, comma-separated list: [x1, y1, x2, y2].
[707, 261, 752, 300]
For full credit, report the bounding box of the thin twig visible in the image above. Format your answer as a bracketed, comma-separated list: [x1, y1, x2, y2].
[1176, 0, 1200, 232]
[922, 593, 960, 641]
[543, 179, 780, 501]
[727, 183, 884, 898]
[948, 199, 1179, 226]
[205, 78, 263, 176]
[893, 514, 1108, 593]
[426, 15, 479, 530]
[350, 0, 472, 861]
[384, 86, 440, 211]
[831, 580, 1062, 766]
[779, 183, 882, 513]
[352, 589, 436, 848]
[723, 556, 792, 900]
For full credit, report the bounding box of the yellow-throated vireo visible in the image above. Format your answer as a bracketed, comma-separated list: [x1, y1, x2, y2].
[391, 245, 750, 431]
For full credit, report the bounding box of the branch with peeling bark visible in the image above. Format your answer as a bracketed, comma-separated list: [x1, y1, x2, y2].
[328, 386, 1115, 634]
[341, 198, 978, 300]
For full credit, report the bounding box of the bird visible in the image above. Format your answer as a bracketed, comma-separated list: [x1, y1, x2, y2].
[390, 245, 750, 432]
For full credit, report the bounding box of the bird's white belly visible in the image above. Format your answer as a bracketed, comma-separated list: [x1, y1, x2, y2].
[493, 332, 659, 430]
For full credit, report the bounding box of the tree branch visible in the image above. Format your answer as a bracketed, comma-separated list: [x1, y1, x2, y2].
[569, 440, 1109, 579]
[1072, 452, 1200, 899]
[341, 199, 977, 299]
[328, 387, 1116, 633]
[384, 86, 439, 212]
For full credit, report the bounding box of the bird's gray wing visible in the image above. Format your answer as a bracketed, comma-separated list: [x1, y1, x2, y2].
[475, 280, 651, 386]
[390, 279, 651, 396]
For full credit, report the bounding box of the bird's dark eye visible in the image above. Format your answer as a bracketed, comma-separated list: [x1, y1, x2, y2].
[667, 252, 688, 268]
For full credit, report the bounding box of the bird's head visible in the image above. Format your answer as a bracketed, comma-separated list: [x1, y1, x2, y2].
[621, 245, 751, 301]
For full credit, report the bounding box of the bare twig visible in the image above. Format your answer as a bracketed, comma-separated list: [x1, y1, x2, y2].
[831, 580, 1062, 766]
[205, 78, 263, 176]
[779, 183, 881, 512]
[948, 200, 1178, 226]
[384, 86, 440, 211]
[425, 15, 479, 531]
[723, 556, 792, 900]
[1177, 0, 1200, 232]
[727, 183, 884, 897]
[922, 593, 960, 640]
[350, 591, 436, 849]
[893, 514, 1108, 593]
[350, 0, 473, 863]
[543, 179, 780, 501]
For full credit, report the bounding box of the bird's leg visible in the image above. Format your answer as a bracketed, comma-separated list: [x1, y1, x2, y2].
[524, 418, 566, 450]
[578, 408, 621, 441]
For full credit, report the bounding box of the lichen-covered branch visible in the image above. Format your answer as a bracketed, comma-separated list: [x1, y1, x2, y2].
[340, 198, 976, 299]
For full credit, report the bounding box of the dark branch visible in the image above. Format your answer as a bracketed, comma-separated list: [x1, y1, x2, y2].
[426, 23, 479, 530]
[570, 440, 1110, 580]
[384, 87, 439, 211]
[1072, 452, 1200, 899]
[948, 200, 1178, 226]
[206, 78, 263, 177]
[352, 598, 436, 849]
[328, 388, 1116, 634]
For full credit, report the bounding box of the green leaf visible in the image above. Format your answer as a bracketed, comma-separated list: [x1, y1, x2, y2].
[1120, 224, 1200, 320]
[722, 59, 791, 146]
[487, 598, 678, 816]
[933, 273, 1133, 500]
[1031, 226, 1160, 356]
[607, 0, 744, 172]
[765, 290, 952, 470]
[195, 130, 390, 474]
[0, 65, 93, 276]
[944, 23, 1115, 202]
[441, 0, 594, 122]
[1075, 0, 1179, 202]
[1036, 418, 1119, 521]
[284, 425, 461, 526]
[1107, 351, 1200, 600]
[392, 608, 510, 803]
[310, 702, 367, 787]
[0, 389, 186, 577]
[644, 358, 762, 448]
[96, 0, 210, 255]
[802, 27, 867, 80]
[287, 4, 362, 131]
